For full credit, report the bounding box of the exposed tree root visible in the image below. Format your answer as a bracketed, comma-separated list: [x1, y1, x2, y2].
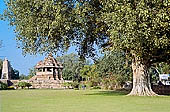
[127, 86, 158, 96]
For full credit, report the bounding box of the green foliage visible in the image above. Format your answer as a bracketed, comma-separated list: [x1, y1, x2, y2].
[78, 51, 132, 89]
[96, 51, 132, 88]
[28, 67, 36, 79]
[80, 64, 101, 88]
[156, 62, 170, 74]
[11, 69, 20, 79]
[26, 83, 32, 89]
[80, 65, 98, 81]
[56, 53, 90, 81]
[2, 0, 108, 58]
[62, 82, 72, 89]
[101, 0, 170, 64]
[70, 81, 79, 89]
[17, 82, 32, 89]
[19, 74, 28, 80]
[2, 0, 170, 65]
[0, 81, 8, 90]
[17, 82, 27, 89]
[149, 62, 170, 83]
[19, 73, 33, 80]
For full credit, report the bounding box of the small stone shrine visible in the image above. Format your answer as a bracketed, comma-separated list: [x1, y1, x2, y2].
[29, 53, 64, 89]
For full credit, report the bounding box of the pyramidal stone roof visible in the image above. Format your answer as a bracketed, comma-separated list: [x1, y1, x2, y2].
[35, 53, 63, 68]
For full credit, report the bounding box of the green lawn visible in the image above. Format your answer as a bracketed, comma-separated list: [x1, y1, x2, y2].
[0, 89, 170, 112]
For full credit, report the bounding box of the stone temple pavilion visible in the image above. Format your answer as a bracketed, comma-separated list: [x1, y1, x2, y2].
[29, 54, 64, 89]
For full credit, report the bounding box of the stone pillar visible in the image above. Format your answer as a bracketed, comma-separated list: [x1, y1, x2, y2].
[45, 68, 47, 72]
[55, 69, 59, 80]
[59, 68, 63, 80]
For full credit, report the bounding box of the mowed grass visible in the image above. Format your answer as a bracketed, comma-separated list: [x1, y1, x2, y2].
[1, 90, 170, 112]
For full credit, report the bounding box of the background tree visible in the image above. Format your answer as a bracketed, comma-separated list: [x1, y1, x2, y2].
[156, 62, 170, 74]
[80, 65, 92, 81]
[95, 51, 132, 89]
[11, 69, 20, 79]
[56, 53, 90, 81]
[19, 74, 28, 80]
[80, 65, 100, 87]
[27, 68, 36, 79]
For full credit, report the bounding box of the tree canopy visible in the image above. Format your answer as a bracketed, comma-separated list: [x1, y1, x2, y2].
[3, 0, 169, 61]
[2, 0, 108, 58]
[101, 0, 170, 64]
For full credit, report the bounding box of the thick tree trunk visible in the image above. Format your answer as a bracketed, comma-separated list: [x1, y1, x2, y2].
[128, 56, 157, 96]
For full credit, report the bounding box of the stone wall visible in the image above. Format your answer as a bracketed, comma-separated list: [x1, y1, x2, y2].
[152, 85, 170, 95]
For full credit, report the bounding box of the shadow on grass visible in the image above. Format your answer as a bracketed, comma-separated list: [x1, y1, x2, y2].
[86, 89, 130, 96]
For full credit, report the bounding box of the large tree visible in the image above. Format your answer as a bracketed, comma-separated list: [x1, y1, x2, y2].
[100, 0, 170, 96]
[2, 0, 170, 96]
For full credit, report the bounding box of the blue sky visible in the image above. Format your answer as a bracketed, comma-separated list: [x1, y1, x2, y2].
[0, 1, 76, 75]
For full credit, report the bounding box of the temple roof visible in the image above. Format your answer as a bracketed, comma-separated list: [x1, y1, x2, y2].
[35, 53, 63, 69]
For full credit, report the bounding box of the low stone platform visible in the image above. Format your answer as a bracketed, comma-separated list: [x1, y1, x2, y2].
[29, 79, 64, 89]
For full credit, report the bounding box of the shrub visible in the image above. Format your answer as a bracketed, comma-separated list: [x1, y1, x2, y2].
[26, 83, 32, 89]
[17, 82, 32, 89]
[63, 82, 72, 89]
[0, 81, 8, 90]
[71, 82, 79, 89]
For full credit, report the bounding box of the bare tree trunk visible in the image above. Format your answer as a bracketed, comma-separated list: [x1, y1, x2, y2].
[128, 56, 157, 96]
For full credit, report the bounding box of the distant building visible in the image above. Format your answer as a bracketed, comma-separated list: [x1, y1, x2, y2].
[159, 74, 170, 85]
[1, 58, 13, 80]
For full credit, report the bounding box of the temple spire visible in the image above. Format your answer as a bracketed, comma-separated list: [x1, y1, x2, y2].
[1, 58, 13, 80]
